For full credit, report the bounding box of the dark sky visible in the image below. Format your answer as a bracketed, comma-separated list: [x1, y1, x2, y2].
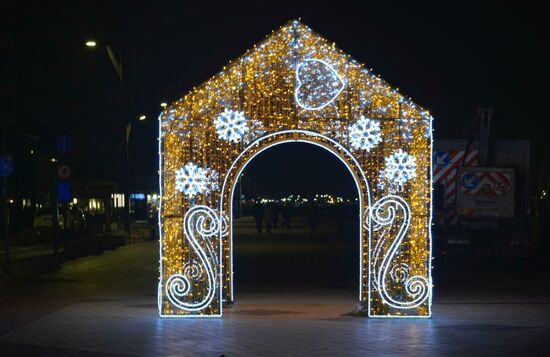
[3, 1, 549, 190]
[242, 143, 358, 199]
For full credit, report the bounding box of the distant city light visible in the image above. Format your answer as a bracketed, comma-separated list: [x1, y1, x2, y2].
[160, 102, 167, 108]
[50, 158, 57, 162]
[139, 115, 147, 121]
[85, 41, 97, 47]
[253, 194, 354, 206]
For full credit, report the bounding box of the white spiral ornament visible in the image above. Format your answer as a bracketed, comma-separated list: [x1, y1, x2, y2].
[370, 195, 430, 309]
[390, 263, 409, 283]
[183, 260, 203, 281]
[165, 205, 221, 312]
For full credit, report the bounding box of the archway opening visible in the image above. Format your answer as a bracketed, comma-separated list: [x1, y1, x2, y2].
[231, 142, 361, 303]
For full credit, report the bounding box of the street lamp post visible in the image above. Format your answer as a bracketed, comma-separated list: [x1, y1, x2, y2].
[85, 40, 131, 240]
[125, 114, 147, 242]
[86, 40, 158, 242]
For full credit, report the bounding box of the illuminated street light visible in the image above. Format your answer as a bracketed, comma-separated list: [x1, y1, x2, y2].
[160, 102, 167, 108]
[84, 38, 142, 243]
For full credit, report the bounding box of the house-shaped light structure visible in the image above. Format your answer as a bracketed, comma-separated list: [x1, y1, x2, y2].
[159, 20, 433, 318]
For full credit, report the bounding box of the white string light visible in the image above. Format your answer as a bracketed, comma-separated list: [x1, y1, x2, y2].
[370, 195, 431, 310]
[165, 205, 221, 312]
[158, 20, 433, 318]
[295, 59, 345, 110]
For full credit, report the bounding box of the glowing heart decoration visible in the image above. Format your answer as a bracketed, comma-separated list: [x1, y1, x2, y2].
[295, 59, 345, 110]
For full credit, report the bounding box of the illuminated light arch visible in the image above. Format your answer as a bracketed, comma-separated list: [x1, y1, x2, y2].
[219, 130, 371, 305]
[158, 20, 433, 318]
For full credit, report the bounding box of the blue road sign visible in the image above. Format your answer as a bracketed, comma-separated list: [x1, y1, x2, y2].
[57, 181, 72, 203]
[57, 136, 72, 153]
[434, 151, 450, 167]
[0, 158, 13, 177]
[461, 172, 479, 190]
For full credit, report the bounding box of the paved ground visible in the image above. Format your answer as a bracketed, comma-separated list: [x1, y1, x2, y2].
[1, 218, 550, 356]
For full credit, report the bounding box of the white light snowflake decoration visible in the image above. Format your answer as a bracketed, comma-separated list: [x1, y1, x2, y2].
[175, 163, 209, 197]
[383, 149, 417, 188]
[175, 163, 219, 197]
[214, 109, 249, 143]
[349, 117, 382, 151]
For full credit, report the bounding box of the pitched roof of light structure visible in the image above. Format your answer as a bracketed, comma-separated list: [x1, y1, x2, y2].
[161, 20, 432, 132]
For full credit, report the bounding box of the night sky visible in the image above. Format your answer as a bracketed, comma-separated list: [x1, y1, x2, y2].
[242, 143, 358, 199]
[3, 1, 549, 192]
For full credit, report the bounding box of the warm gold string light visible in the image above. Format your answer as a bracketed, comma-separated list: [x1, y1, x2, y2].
[159, 20, 432, 317]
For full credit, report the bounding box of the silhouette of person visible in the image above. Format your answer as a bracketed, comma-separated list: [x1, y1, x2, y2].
[253, 199, 264, 235]
[308, 200, 318, 237]
[337, 204, 345, 234]
[283, 202, 292, 230]
[264, 203, 273, 234]
[272, 204, 280, 229]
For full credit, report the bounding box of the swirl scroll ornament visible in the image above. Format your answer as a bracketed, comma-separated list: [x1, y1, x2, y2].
[183, 260, 203, 281]
[370, 195, 430, 309]
[165, 205, 222, 312]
